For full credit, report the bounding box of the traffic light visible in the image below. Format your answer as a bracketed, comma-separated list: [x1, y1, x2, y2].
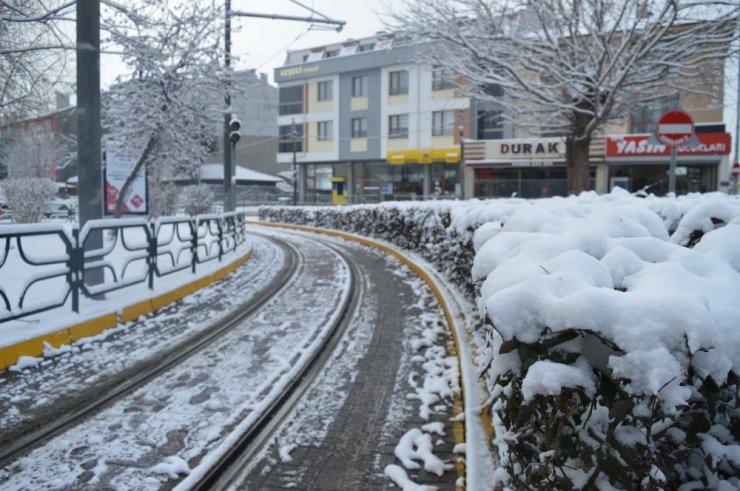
[229, 115, 241, 144]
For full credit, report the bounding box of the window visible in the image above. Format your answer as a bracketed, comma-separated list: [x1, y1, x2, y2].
[352, 76, 367, 97]
[389, 70, 409, 95]
[432, 110, 454, 136]
[432, 66, 455, 91]
[358, 43, 375, 52]
[630, 95, 677, 133]
[279, 85, 303, 115]
[483, 83, 504, 97]
[477, 110, 503, 140]
[278, 124, 303, 153]
[325, 49, 339, 58]
[317, 121, 333, 141]
[351, 118, 368, 138]
[389, 114, 409, 139]
[318, 80, 333, 101]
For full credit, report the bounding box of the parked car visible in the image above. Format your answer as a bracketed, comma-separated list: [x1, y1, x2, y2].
[45, 198, 78, 220]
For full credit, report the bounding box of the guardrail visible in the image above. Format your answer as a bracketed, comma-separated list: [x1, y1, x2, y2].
[0, 211, 246, 324]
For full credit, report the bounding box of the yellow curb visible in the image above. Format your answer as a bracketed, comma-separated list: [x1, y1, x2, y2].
[249, 220, 471, 489]
[68, 313, 118, 342]
[0, 250, 253, 372]
[120, 299, 155, 324]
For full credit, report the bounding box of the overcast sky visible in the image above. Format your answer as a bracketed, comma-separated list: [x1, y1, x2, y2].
[100, 0, 392, 88]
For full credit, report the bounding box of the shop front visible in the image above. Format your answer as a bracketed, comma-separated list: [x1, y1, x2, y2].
[463, 137, 598, 199]
[300, 146, 462, 205]
[604, 132, 731, 195]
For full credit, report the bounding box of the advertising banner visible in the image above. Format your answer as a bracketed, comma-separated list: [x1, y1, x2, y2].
[104, 152, 147, 215]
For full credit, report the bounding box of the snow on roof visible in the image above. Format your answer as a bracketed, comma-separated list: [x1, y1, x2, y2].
[200, 164, 281, 183]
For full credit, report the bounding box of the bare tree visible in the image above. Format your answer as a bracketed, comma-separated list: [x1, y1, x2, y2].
[100, 0, 226, 217]
[391, 0, 739, 194]
[0, 1, 75, 122]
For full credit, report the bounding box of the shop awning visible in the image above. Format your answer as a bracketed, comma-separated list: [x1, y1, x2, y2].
[386, 146, 461, 165]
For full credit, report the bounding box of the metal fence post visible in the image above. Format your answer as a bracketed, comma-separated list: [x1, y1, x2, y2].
[147, 221, 157, 290]
[218, 217, 224, 262]
[191, 219, 198, 274]
[68, 227, 83, 313]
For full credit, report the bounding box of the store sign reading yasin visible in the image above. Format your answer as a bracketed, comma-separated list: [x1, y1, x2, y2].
[105, 151, 147, 215]
[606, 133, 731, 157]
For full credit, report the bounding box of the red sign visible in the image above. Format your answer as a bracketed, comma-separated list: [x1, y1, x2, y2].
[606, 133, 731, 157]
[656, 110, 694, 146]
[732, 163, 740, 178]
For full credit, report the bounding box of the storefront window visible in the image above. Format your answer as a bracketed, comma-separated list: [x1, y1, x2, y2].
[608, 164, 714, 195]
[304, 163, 334, 203]
[431, 163, 460, 198]
[474, 167, 593, 198]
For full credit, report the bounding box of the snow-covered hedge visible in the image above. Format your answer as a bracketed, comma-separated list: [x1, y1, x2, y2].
[260, 202, 481, 298]
[259, 190, 740, 489]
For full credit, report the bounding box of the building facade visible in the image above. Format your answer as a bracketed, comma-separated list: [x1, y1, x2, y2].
[275, 34, 471, 205]
[277, 33, 732, 204]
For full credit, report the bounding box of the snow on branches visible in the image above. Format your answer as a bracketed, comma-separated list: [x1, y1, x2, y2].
[390, 0, 739, 193]
[100, 0, 226, 216]
[0, 177, 57, 223]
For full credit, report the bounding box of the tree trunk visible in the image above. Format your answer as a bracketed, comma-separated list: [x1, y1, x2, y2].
[565, 136, 591, 195]
[114, 134, 157, 218]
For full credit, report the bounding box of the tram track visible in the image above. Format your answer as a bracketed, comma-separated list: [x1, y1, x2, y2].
[188, 239, 362, 491]
[0, 233, 301, 469]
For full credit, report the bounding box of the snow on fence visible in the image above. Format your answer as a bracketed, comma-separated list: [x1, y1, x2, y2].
[259, 191, 740, 490]
[0, 211, 246, 324]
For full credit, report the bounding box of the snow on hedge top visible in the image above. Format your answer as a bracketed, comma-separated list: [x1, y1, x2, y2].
[472, 190, 740, 410]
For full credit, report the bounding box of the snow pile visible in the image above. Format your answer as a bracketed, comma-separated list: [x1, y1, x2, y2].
[472, 191, 740, 489]
[261, 190, 740, 489]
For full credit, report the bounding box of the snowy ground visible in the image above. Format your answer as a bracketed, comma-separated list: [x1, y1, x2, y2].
[1, 228, 466, 490]
[1, 233, 352, 488]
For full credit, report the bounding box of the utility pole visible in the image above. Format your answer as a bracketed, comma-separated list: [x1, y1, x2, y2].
[76, 0, 103, 227]
[292, 118, 297, 206]
[459, 110, 465, 200]
[732, 51, 740, 195]
[223, 0, 234, 211]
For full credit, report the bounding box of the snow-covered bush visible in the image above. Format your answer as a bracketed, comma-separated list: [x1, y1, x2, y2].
[181, 184, 214, 216]
[475, 192, 740, 489]
[260, 191, 740, 489]
[0, 177, 57, 223]
[148, 181, 180, 218]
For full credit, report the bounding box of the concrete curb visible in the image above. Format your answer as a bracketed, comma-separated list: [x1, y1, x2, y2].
[0, 249, 253, 372]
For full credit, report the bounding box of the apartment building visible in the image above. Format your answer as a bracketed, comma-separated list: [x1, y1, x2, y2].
[275, 33, 471, 205]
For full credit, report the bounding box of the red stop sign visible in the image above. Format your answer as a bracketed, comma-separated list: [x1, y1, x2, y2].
[656, 110, 694, 146]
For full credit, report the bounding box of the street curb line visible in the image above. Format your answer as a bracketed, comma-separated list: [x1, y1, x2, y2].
[249, 220, 469, 489]
[0, 250, 253, 372]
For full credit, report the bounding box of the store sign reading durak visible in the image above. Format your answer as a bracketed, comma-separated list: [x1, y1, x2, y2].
[483, 137, 566, 160]
[606, 133, 730, 157]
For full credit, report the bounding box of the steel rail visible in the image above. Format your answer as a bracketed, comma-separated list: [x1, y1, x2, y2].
[0, 233, 300, 468]
[190, 239, 362, 491]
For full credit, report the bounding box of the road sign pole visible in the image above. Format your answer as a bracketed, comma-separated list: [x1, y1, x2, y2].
[668, 146, 677, 194]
